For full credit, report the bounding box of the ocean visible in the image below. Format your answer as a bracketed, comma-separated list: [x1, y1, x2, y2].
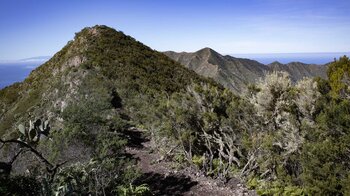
[0, 52, 349, 89]
[0, 62, 40, 89]
[231, 52, 350, 65]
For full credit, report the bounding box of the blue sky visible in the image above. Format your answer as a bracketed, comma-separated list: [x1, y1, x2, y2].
[0, 0, 349, 60]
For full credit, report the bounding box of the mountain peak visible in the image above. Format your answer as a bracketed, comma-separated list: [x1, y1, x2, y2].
[165, 49, 328, 93]
[84, 25, 114, 33]
[268, 61, 310, 67]
[196, 47, 218, 55]
[269, 61, 284, 65]
[195, 47, 223, 61]
[0, 24, 215, 132]
[74, 25, 120, 41]
[287, 61, 308, 65]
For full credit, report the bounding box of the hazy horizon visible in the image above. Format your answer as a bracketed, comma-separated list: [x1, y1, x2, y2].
[1, 51, 349, 63]
[1, 51, 348, 89]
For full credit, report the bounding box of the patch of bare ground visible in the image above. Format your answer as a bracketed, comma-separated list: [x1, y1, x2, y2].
[125, 128, 257, 196]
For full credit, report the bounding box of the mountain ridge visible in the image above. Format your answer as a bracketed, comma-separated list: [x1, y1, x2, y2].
[164, 48, 328, 93]
[0, 25, 251, 195]
[0, 25, 220, 135]
[1, 25, 349, 195]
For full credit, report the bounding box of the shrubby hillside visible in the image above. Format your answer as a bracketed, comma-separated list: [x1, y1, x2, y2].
[0, 25, 349, 195]
[164, 48, 327, 93]
[0, 25, 220, 195]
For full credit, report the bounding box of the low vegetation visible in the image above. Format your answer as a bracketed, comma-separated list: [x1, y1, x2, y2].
[0, 25, 349, 195]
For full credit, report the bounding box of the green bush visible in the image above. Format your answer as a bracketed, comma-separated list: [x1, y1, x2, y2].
[116, 183, 151, 196]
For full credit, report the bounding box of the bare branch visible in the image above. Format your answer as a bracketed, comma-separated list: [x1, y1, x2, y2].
[0, 138, 54, 169]
[9, 149, 25, 164]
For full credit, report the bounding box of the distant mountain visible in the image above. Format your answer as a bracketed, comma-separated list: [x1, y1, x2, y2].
[164, 48, 268, 92]
[164, 48, 328, 93]
[268, 61, 327, 82]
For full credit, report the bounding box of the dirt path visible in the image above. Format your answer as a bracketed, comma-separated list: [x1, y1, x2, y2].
[125, 128, 257, 196]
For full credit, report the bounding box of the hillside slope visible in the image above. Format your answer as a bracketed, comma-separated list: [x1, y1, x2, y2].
[164, 48, 268, 92]
[0, 25, 218, 136]
[268, 61, 327, 82]
[164, 49, 327, 93]
[0, 25, 236, 195]
[1, 25, 348, 196]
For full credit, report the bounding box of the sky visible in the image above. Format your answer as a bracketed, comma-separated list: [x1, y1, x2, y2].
[0, 0, 350, 60]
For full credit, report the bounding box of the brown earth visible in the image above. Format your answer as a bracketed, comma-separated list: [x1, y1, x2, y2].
[125, 128, 257, 196]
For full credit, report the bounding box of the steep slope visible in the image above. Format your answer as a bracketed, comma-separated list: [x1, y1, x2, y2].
[164, 48, 268, 93]
[0, 25, 234, 194]
[0, 25, 218, 136]
[164, 49, 327, 93]
[268, 61, 328, 82]
[1, 25, 347, 195]
[0, 25, 267, 196]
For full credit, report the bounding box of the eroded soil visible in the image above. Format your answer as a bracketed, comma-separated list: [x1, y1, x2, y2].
[125, 128, 257, 196]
